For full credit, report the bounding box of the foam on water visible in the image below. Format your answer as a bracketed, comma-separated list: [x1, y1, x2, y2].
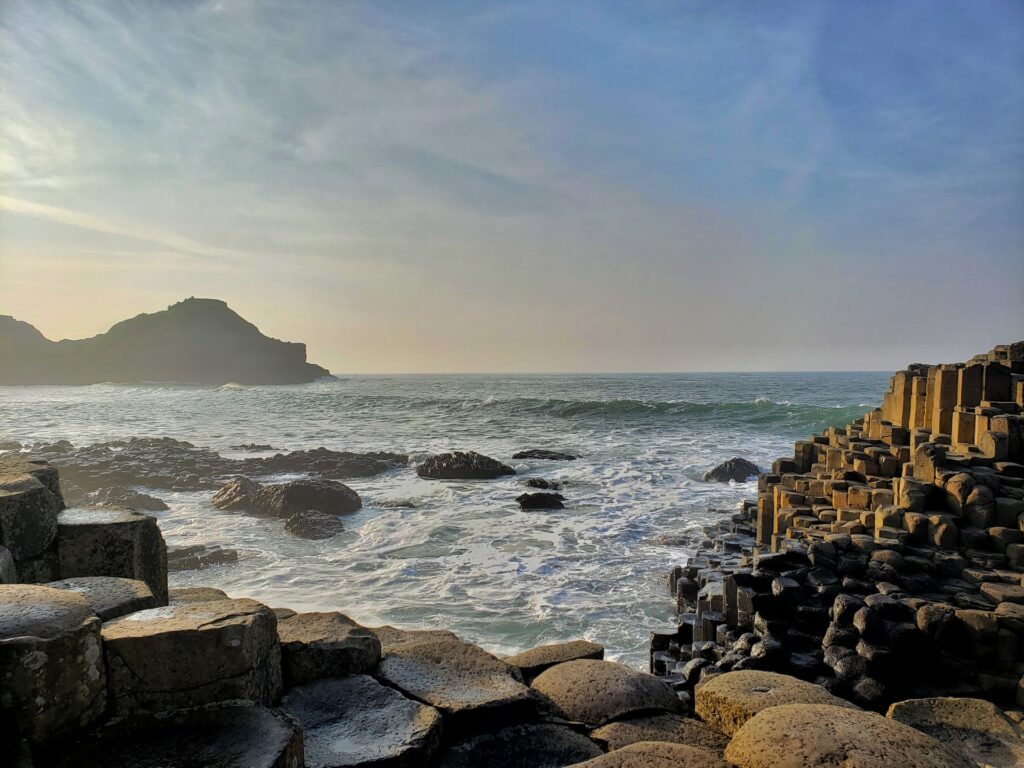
[0, 371, 886, 667]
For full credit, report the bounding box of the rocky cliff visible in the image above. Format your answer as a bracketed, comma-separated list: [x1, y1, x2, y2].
[0, 298, 331, 385]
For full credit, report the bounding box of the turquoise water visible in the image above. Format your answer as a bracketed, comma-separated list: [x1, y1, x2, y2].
[0, 372, 886, 666]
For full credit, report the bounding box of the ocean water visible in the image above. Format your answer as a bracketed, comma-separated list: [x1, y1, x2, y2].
[0, 372, 887, 667]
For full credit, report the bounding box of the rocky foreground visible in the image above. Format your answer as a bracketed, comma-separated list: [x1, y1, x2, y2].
[4, 457, 1020, 766]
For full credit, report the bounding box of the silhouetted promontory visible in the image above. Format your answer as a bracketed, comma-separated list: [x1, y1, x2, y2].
[0, 298, 330, 385]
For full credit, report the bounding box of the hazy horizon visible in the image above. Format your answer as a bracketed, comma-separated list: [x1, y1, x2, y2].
[3, 1, 1023, 374]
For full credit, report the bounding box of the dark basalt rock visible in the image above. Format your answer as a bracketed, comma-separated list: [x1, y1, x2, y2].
[512, 450, 579, 461]
[80, 486, 168, 511]
[516, 492, 565, 509]
[212, 476, 361, 518]
[703, 457, 761, 483]
[230, 443, 275, 451]
[417, 451, 516, 480]
[32, 437, 406, 494]
[283, 510, 344, 540]
[526, 478, 561, 490]
[166, 544, 239, 572]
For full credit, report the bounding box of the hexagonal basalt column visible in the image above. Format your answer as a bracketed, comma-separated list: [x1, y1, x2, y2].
[101, 598, 282, 715]
[0, 459, 64, 580]
[0, 584, 106, 742]
[56, 508, 168, 604]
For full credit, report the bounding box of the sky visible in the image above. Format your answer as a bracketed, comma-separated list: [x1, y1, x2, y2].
[1, 0, 1023, 373]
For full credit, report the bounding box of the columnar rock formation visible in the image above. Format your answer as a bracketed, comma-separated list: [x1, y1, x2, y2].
[654, 342, 1024, 714]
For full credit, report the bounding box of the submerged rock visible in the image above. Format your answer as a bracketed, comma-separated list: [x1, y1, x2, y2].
[81, 486, 168, 511]
[230, 443, 276, 451]
[417, 451, 516, 480]
[212, 476, 361, 518]
[516, 492, 565, 509]
[283, 510, 345, 540]
[703, 457, 760, 483]
[281, 675, 441, 768]
[512, 449, 579, 461]
[166, 544, 239, 572]
[526, 478, 562, 490]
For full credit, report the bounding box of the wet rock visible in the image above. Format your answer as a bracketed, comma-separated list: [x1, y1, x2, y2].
[81, 486, 168, 511]
[530, 659, 680, 727]
[724, 702, 974, 768]
[230, 443, 276, 451]
[375, 627, 534, 737]
[526, 478, 562, 490]
[703, 458, 761, 483]
[39, 702, 304, 768]
[516, 492, 565, 509]
[504, 640, 604, 682]
[281, 675, 441, 768]
[571, 741, 730, 768]
[277, 611, 381, 687]
[694, 670, 856, 736]
[0, 457, 63, 565]
[101, 597, 281, 715]
[56, 508, 168, 604]
[590, 712, 730, 753]
[47, 576, 157, 621]
[416, 451, 516, 480]
[0, 584, 106, 742]
[168, 587, 229, 604]
[512, 450, 579, 461]
[283, 510, 345, 540]
[437, 723, 601, 768]
[166, 543, 239, 572]
[213, 476, 361, 518]
[887, 696, 1024, 768]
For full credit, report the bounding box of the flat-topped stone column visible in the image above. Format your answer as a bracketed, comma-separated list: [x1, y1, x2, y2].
[0, 458, 65, 581]
[101, 597, 282, 715]
[47, 576, 157, 621]
[56, 508, 168, 604]
[0, 584, 106, 743]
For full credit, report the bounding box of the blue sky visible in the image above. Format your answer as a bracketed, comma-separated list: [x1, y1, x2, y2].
[1, 1, 1022, 371]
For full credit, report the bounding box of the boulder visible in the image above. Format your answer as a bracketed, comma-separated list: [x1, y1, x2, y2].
[284, 510, 345, 539]
[504, 639, 604, 682]
[47, 576, 156, 620]
[512, 450, 579, 461]
[724, 703, 974, 768]
[886, 697, 1024, 768]
[530, 659, 679, 727]
[38, 702, 303, 768]
[375, 628, 534, 737]
[0, 584, 106, 742]
[81, 486, 168, 511]
[277, 611, 381, 687]
[101, 597, 281, 715]
[0, 458, 63, 570]
[56, 508, 168, 604]
[280, 675, 441, 768]
[526, 478, 561, 490]
[166, 543, 238, 572]
[694, 670, 856, 736]
[416, 451, 516, 480]
[516, 492, 565, 510]
[590, 712, 730, 753]
[703, 458, 760, 483]
[168, 586, 229, 604]
[437, 723, 601, 768]
[569, 741, 730, 768]
[212, 476, 361, 517]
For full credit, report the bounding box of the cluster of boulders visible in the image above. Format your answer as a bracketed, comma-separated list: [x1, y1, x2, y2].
[653, 342, 1024, 717]
[415, 449, 576, 509]
[211, 475, 361, 539]
[27, 437, 407, 503]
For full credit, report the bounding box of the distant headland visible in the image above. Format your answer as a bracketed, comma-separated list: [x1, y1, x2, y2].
[0, 298, 331, 385]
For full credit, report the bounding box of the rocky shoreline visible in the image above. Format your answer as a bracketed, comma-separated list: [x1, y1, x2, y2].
[2, 344, 1024, 765]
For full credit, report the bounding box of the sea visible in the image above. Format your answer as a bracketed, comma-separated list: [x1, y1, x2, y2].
[0, 371, 887, 668]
